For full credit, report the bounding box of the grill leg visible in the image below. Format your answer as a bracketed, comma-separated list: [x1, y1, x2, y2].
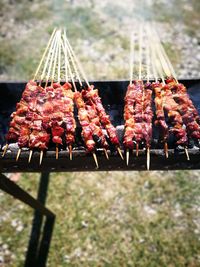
[0, 173, 55, 267]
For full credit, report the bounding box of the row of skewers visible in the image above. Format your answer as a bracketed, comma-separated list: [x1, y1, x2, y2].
[2, 29, 123, 168]
[123, 24, 200, 168]
[1, 26, 200, 170]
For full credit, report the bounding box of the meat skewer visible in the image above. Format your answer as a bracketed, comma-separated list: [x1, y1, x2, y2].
[30, 30, 60, 164]
[167, 78, 200, 142]
[64, 31, 121, 162]
[147, 24, 169, 158]
[3, 80, 40, 159]
[151, 26, 190, 160]
[124, 32, 135, 165]
[61, 36, 99, 168]
[3, 29, 57, 159]
[63, 32, 122, 160]
[124, 25, 153, 169]
[17, 84, 44, 161]
[63, 32, 100, 164]
[81, 88, 109, 155]
[143, 27, 153, 170]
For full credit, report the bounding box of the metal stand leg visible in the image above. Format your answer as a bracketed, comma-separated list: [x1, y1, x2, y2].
[0, 173, 55, 267]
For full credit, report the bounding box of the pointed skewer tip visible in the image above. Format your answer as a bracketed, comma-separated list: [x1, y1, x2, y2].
[104, 148, 109, 160]
[16, 149, 21, 162]
[28, 150, 33, 163]
[126, 149, 129, 166]
[136, 143, 139, 157]
[184, 147, 190, 161]
[69, 145, 72, 160]
[39, 150, 44, 165]
[2, 144, 8, 158]
[147, 147, 150, 171]
[117, 147, 124, 160]
[56, 145, 59, 160]
[164, 142, 169, 159]
[92, 152, 99, 169]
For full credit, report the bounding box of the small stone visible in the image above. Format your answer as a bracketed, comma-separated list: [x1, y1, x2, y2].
[152, 197, 164, 204]
[10, 254, 16, 260]
[196, 53, 200, 61]
[16, 224, 24, 232]
[144, 181, 151, 189]
[143, 205, 157, 216]
[63, 255, 70, 262]
[2, 244, 8, 250]
[81, 221, 88, 228]
[11, 219, 18, 228]
[5, 249, 11, 256]
[0, 255, 4, 263]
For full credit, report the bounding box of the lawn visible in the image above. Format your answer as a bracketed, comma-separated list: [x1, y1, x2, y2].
[1, 170, 200, 266]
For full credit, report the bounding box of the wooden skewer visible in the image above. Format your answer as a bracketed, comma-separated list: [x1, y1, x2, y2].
[153, 28, 171, 79]
[64, 32, 117, 163]
[117, 147, 124, 160]
[138, 24, 143, 80]
[64, 30, 90, 87]
[63, 32, 83, 87]
[52, 31, 62, 159]
[148, 25, 170, 160]
[144, 25, 151, 171]
[136, 143, 139, 157]
[164, 142, 169, 158]
[34, 28, 57, 81]
[69, 145, 73, 160]
[40, 30, 59, 84]
[34, 33, 59, 165]
[146, 24, 158, 83]
[129, 33, 135, 85]
[126, 149, 129, 166]
[51, 30, 60, 86]
[146, 25, 150, 83]
[151, 27, 190, 162]
[57, 30, 61, 84]
[61, 37, 78, 162]
[56, 144, 59, 160]
[28, 150, 33, 163]
[152, 24, 178, 82]
[104, 148, 109, 160]
[65, 39, 100, 165]
[61, 38, 77, 91]
[16, 148, 21, 162]
[92, 152, 99, 169]
[61, 34, 75, 162]
[64, 34, 110, 161]
[2, 144, 8, 157]
[145, 152, 150, 171]
[39, 150, 44, 165]
[184, 147, 190, 161]
[45, 30, 60, 87]
[146, 146, 150, 171]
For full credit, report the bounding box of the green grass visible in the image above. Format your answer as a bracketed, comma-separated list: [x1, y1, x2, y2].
[0, 40, 16, 74]
[1, 171, 200, 266]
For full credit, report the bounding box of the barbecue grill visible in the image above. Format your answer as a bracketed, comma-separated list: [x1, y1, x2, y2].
[1, 79, 200, 172]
